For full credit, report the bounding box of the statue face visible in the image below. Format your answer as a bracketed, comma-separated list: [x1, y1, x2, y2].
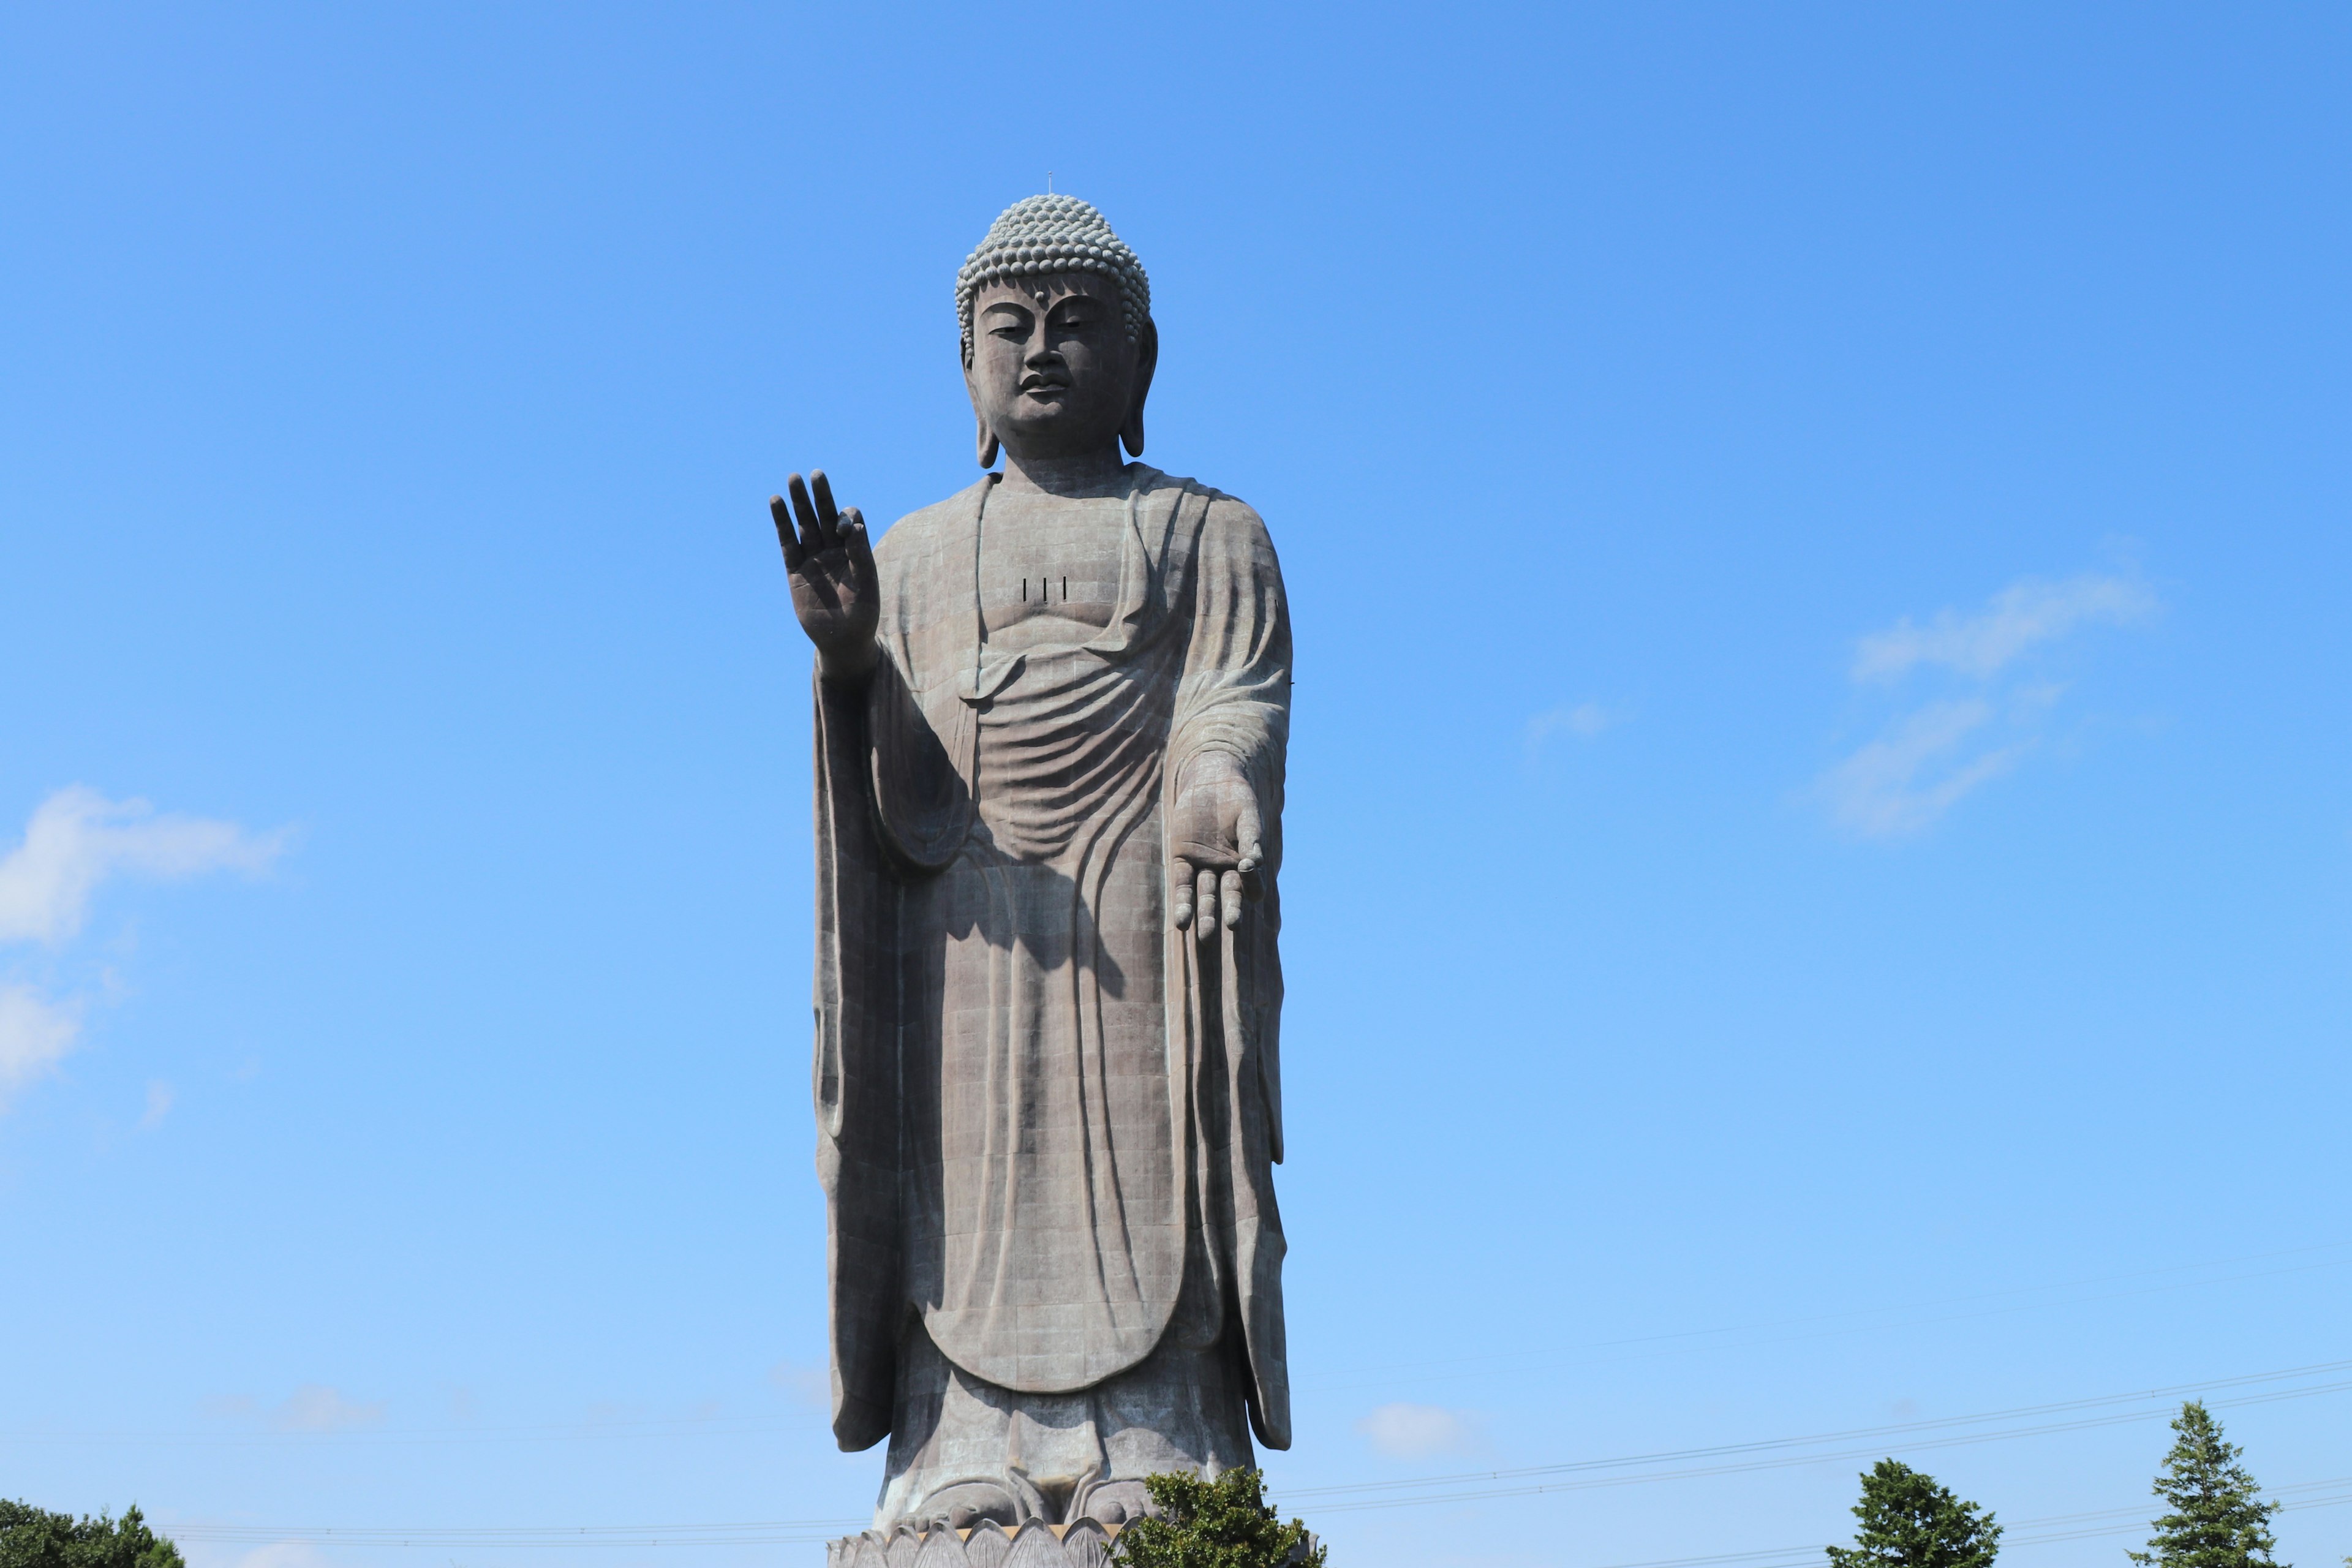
[968, 273, 1139, 459]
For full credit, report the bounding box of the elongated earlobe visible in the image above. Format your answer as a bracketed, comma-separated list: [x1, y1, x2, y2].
[965, 356, 1000, 469]
[1120, 317, 1159, 460]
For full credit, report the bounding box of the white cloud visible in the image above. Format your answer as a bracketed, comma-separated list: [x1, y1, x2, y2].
[1852, 573, 2155, 684]
[0, 984, 83, 1105]
[1354, 1401, 1481, 1458]
[211, 1384, 386, 1432]
[1523, 701, 1616, 760]
[169, 1526, 341, 1568]
[226, 1544, 334, 1568]
[139, 1079, 176, 1131]
[0, 788, 288, 1114]
[1819, 699, 2025, 837]
[1820, 570, 2158, 837]
[272, 1384, 386, 1432]
[769, 1359, 829, 1408]
[0, 785, 288, 946]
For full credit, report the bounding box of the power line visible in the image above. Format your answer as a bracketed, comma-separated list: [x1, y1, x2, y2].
[1433, 1482, 2352, 1568]
[1303, 1381, 2352, 1513]
[1287, 1357, 2352, 1506]
[12, 1243, 2345, 1453]
[1309, 1243, 2352, 1393]
[148, 1361, 2352, 1547]
[156, 1489, 2352, 1555]
[168, 1521, 867, 1548]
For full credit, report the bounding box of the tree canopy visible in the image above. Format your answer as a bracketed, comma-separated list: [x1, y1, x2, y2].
[0, 1502, 184, 1568]
[1824, 1458, 2002, 1568]
[2127, 1401, 2286, 1568]
[1110, 1468, 1325, 1568]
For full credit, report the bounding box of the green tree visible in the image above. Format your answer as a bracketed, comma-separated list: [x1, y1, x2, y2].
[2127, 1401, 2285, 1568]
[1109, 1468, 1326, 1568]
[0, 1501, 184, 1568]
[1825, 1459, 2002, 1568]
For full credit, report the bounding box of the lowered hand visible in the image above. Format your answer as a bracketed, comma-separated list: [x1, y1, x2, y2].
[1168, 752, 1264, 938]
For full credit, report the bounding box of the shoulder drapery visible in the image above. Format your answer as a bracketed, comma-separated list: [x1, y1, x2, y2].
[1163, 483, 1292, 1449]
[809, 469, 1293, 1453]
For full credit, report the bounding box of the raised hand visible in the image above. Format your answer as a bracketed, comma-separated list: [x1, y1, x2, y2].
[770, 471, 880, 682]
[1168, 752, 1264, 939]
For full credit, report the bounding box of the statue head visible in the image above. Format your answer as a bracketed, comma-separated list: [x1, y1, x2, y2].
[956, 195, 1158, 467]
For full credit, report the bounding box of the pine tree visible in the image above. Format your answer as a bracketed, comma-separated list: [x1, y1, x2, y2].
[2127, 1401, 2285, 1568]
[1824, 1459, 2002, 1568]
[1110, 1469, 1325, 1568]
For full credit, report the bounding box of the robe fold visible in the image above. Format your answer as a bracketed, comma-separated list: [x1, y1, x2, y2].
[810, 465, 1292, 1469]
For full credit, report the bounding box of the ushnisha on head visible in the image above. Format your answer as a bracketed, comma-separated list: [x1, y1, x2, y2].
[958, 195, 1158, 470]
[956, 194, 1151, 365]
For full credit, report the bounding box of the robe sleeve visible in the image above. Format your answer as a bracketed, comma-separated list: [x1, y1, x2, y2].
[1166, 491, 1295, 1450]
[810, 489, 986, 1453]
[813, 601, 980, 1450]
[810, 666, 903, 1452]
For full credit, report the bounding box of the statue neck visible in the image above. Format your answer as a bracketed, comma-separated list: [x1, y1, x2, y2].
[995, 445, 1130, 499]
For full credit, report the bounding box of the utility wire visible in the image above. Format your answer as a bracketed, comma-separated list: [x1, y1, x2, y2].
[1289, 1357, 2352, 1503]
[157, 1490, 2352, 1555]
[1303, 1381, 2352, 1513]
[14, 1243, 2345, 1452]
[151, 1362, 2352, 1547]
[1312, 1245, 2352, 1393]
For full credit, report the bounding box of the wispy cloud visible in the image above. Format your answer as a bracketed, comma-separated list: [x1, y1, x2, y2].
[1821, 572, 2155, 837]
[224, 1545, 334, 1568]
[1523, 701, 1618, 761]
[0, 787, 287, 1111]
[769, 1359, 829, 1408]
[0, 786, 287, 946]
[274, 1384, 385, 1432]
[1852, 573, 2156, 684]
[1354, 1401, 1482, 1458]
[0, 984, 83, 1107]
[139, 1079, 176, 1131]
[1819, 699, 2024, 837]
[209, 1384, 388, 1432]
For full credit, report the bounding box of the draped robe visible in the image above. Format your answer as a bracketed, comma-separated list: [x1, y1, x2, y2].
[809, 466, 1292, 1514]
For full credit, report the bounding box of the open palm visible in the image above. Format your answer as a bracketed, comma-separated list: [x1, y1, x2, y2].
[1169, 752, 1264, 938]
[769, 470, 879, 682]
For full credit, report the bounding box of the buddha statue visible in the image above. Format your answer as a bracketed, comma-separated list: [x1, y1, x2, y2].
[770, 195, 1293, 1534]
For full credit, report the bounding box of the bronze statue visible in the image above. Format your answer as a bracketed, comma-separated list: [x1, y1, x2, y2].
[772, 195, 1292, 1535]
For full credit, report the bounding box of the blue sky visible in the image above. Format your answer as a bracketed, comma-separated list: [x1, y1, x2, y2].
[2, 4, 2346, 1567]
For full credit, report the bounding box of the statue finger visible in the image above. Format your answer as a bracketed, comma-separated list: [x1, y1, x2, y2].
[1195, 867, 1219, 940]
[842, 508, 878, 581]
[1220, 870, 1245, 928]
[769, 495, 806, 570]
[786, 472, 826, 552]
[1235, 793, 1263, 859]
[1169, 856, 1195, 929]
[810, 469, 842, 543]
